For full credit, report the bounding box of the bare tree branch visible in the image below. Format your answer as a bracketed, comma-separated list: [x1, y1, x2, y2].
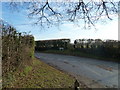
[8, 0, 118, 28]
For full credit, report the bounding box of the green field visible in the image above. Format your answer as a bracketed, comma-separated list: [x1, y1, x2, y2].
[41, 50, 119, 62]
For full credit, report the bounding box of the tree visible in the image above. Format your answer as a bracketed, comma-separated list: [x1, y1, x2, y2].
[8, 0, 118, 28]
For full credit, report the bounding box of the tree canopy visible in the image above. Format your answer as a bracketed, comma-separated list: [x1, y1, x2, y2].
[8, 0, 118, 28]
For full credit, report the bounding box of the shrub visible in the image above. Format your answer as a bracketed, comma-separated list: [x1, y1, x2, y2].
[2, 22, 35, 80]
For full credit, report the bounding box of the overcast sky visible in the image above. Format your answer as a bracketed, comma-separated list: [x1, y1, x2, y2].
[1, 2, 118, 43]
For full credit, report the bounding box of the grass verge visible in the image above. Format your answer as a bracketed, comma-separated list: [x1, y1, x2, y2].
[3, 58, 75, 88]
[41, 50, 119, 62]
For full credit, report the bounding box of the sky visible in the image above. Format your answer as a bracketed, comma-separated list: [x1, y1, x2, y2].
[1, 2, 118, 43]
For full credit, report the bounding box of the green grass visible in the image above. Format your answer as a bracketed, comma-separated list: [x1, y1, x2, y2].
[23, 66, 32, 75]
[4, 58, 75, 88]
[42, 50, 119, 62]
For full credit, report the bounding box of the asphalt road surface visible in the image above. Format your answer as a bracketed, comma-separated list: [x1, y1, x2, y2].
[35, 52, 119, 88]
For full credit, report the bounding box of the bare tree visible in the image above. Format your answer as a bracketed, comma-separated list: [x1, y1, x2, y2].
[8, 0, 118, 28]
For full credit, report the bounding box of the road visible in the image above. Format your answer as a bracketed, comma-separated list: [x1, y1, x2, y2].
[35, 52, 119, 88]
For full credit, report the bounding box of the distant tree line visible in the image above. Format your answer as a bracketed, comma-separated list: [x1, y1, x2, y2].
[35, 39, 70, 51]
[2, 20, 35, 86]
[73, 39, 120, 60]
[35, 38, 120, 61]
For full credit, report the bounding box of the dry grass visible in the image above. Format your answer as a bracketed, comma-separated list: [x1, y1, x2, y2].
[4, 58, 75, 88]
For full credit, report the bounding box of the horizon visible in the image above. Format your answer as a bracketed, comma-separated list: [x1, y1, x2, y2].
[35, 38, 119, 44]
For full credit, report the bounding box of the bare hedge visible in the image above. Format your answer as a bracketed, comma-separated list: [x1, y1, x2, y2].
[2, 22, 35, 77]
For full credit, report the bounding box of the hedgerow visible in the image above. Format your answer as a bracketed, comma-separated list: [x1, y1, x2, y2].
[2, 21, 35, 87]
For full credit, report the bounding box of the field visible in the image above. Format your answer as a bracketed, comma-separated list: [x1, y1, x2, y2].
[41, 50, 119, 62]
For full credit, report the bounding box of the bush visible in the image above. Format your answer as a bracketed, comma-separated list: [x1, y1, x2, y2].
[2, 23, 35, 80]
